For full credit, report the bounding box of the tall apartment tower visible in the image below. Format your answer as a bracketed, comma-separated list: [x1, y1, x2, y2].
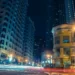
[24, 17, 35, 63]
[65, 0, 75, 23]
[0, 0, 28, 63]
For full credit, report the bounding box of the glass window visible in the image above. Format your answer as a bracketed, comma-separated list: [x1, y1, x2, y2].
[6, 7, 10, 12]
[3, 22, 8, 27]
[0, 11, 3, 13]
[1, 6, 4, 9]
[0, 40, 4, 44]
[6, 42, 8, 45]
[56, 48, 60, 57]
[5, 12, 9, 16]
[5, 47, 7, 50]
[71, 57, 75, 64]
[9, 44, 11, 47]
[63, 36, 70, 43]
[2, 28, 6, 32]
[1, 53, 7, 58]
[2, 1, 6, 5]
[64, 48, 70, 55]
[55, 36, 60, 44]
[7, 36, 9, 40]
[1, 34, 5, 38]
[0, 45, 3, 48]
[60, 58, 63, 64]
[71, 48, 75, 55]
[0, 16, 2, 23]
[4, 17, 8, 21]
[0, 16, 2, 18]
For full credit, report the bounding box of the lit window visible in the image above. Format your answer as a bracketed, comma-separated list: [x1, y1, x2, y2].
[63, 36, 70, 43]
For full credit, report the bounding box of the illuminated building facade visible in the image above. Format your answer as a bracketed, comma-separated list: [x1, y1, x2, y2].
[52, 24, 75, 68]
[0, 0, 28, 63]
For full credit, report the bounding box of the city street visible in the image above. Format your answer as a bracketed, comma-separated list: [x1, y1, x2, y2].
[0, 71, 48, 75]
[1, 71, 75, 75]
[0, 0, 75, 75]
[0, 65, 49, 75]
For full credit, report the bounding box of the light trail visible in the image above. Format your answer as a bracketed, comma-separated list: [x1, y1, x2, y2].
[0, 65, 44, 71]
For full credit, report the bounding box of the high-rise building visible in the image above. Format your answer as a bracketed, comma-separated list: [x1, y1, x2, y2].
[65, 0, 75, 23]
[46, 0, 75, 49]
[24, 17, 35, 63]
[0, 0, 28, 63]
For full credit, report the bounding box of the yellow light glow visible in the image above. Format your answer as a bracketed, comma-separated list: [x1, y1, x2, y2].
[73, 27, 75, 30]
[25, 59, 28, 63]
[46, 54, 51, 58]
[8, 54, 13, 58]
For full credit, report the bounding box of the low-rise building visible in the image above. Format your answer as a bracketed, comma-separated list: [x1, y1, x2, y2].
[52, 24, 75, 68]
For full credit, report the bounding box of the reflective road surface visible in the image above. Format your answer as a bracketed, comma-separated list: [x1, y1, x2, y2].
[0, 71, 48, 75]
[0, 65, 49, 75]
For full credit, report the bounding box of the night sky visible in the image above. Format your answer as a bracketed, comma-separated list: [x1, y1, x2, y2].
[28, 0, 50, 60]
[28, 0, 47, 38]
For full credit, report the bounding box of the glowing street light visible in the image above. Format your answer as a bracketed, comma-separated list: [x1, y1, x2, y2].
[74, 27, 75, 30]
[46, 54, 51, 59]
[25, 59, 28, 63]
[8, 54, 13, 62]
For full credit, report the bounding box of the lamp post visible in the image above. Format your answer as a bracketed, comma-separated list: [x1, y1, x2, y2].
[46, 54, 51, 59]
[25, 58, 28, 65]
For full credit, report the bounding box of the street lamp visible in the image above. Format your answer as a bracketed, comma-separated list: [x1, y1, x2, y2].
[8, 54, 13, 62]
[25, 59, 28, 63]
[74, 27, 75, 30]
[46, 54, 51, 59]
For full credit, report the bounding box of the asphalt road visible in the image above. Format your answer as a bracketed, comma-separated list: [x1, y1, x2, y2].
[0, 71, 48, 75]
